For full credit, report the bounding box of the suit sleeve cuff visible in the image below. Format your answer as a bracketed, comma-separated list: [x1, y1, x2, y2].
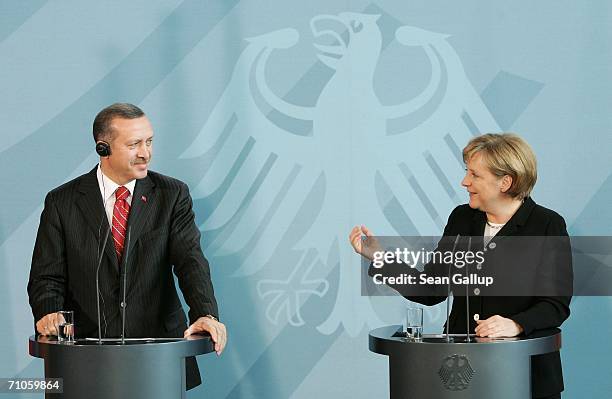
[32, 299, 63, 323]
[510, 312, 533, 336]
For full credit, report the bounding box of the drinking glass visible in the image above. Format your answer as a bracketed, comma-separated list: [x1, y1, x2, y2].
[406, 307, 423, 341]
[56, 311, 75, 343]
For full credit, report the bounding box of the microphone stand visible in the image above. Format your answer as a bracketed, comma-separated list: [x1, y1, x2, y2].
[96, 225, 111, 345]
[96, 166, 110, 345]
[445, 235, 461, 343]
[465, 236, 472, 342]
[120, 227, 131, 345]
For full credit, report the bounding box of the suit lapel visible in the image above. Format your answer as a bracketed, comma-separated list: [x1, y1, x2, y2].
[124, 175, 155, 263]
[470, 211, 486, 237]
[76, 167, 119, 272]
[482, 197, 536, 246]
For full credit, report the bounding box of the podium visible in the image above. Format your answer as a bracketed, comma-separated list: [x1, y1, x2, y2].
[29, 335, 214, 399]
[369, 325, 561, 399]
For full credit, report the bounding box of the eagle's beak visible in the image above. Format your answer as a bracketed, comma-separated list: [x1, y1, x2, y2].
[310, 14, 349, 70]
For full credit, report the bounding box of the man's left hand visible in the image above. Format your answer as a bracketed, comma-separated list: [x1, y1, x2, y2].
[184, 316, 227, 355]
[475, 315, 523, 338]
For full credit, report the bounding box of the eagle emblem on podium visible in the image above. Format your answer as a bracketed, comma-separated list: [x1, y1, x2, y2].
[438, 354, 475, 390]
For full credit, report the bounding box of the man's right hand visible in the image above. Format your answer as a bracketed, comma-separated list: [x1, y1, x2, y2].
[36, 313, 59, 336]
[349, 225, 382, 261]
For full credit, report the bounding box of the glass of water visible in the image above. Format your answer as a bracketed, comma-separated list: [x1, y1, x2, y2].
[406, 307, 423, 341]
[56, 311, 75, 343]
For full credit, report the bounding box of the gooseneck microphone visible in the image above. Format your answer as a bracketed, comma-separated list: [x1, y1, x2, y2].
[120, 227, 131, 345]
[445, 234, 461, 343]
[96, 223, 111, 345]
[96, 166, 110, 345]
[465, 236, 472, 342]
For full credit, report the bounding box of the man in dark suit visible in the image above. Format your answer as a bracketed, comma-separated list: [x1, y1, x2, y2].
[28, 103, 226, 390]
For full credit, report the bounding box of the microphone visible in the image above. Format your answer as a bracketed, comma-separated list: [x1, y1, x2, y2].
[465, 236, 472, 342]
[120, 227, 131, 344]
[445, 234, 461, 343]
[96, 223, 111, 345]
[96, 166, 111, 345]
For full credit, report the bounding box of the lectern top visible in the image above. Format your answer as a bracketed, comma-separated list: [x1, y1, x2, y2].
[29, 334, 214, 359]
[369, 325, 561, 357]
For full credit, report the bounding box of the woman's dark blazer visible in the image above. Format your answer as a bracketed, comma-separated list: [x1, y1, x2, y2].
[376, 197, 572, 397]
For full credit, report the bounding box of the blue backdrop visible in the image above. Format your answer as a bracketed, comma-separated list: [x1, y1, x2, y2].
[1, 1, 611, 397]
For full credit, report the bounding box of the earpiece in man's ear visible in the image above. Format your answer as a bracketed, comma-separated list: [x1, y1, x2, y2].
[95, 141, 111, 157]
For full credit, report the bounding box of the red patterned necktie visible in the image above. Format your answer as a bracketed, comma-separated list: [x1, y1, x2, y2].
[112, 186, 131, 262]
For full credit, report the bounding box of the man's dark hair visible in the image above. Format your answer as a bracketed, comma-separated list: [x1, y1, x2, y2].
[92, 103, 145, 142]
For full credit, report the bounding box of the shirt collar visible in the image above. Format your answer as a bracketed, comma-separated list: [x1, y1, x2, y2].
[97, 164, 136, 202]
[471, 197, 536, 237]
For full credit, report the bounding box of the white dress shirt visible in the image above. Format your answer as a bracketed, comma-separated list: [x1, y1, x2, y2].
[96, 164, 136, 226]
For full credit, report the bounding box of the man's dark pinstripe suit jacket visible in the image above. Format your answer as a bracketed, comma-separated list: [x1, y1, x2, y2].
[28, 166, 218, 389]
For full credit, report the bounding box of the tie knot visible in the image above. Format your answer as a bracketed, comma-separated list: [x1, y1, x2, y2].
[116, 186, 130, 201]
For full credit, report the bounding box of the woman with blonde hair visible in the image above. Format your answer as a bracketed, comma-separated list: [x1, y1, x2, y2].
[350, 133, 572, 399]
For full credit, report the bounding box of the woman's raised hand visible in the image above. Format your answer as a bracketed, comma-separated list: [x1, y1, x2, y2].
[348, 225, 382, 261]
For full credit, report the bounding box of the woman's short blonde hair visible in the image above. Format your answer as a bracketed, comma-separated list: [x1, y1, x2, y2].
[463, 133, 537, 200]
